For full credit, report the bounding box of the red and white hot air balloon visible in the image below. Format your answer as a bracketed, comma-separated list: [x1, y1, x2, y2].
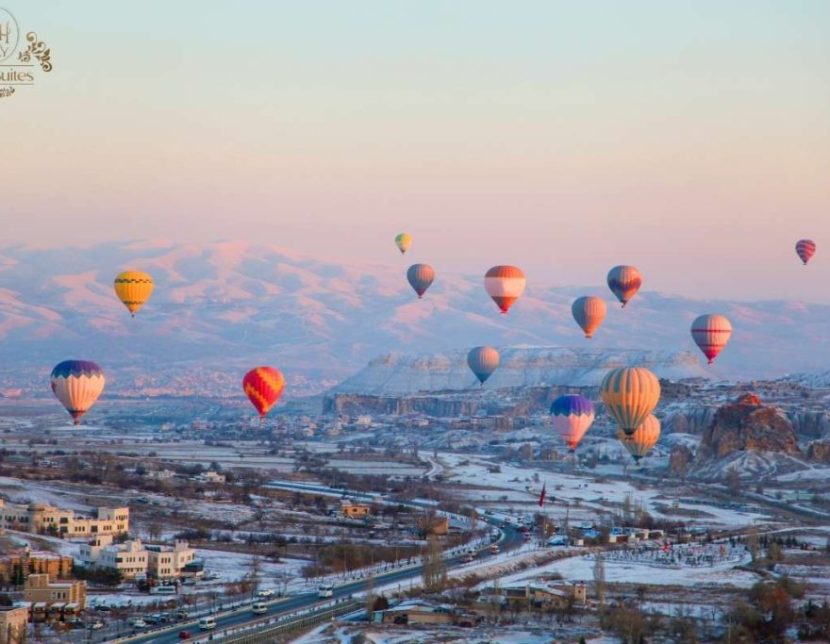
[484, 265, 526, 314]
[691, 314, 732, 364]
[607, 265, 642, 307]
[795, 239, 816, 265]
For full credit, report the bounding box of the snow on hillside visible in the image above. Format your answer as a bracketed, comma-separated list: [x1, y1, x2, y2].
[1, 241, 829, 395]
[331, 347, 708, 394]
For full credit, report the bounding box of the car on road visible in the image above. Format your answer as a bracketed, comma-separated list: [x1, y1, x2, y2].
[129, 619, 147, 629]
[489, 544, 500, 554]
[252, 602, 267, 615]
[178, 631, 192, 640]
[318, 583, 334, 598]
[198, 617, 216, 631]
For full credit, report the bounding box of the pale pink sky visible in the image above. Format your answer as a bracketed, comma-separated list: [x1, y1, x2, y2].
[3, 1, 829, 300]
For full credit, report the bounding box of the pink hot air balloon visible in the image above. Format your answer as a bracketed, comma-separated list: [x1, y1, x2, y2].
[691, 314, 732, 364]
[607, 265, 642, 308]
[796, 239, 816, 265]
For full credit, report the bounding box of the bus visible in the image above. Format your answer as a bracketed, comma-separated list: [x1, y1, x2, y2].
[318, 583, 334, 598]
[198, 617, 216, 631]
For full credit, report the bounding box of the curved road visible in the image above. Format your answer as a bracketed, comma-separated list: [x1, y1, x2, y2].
[119, 487, 523, 644]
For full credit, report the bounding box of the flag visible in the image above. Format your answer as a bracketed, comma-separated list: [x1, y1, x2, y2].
[538, 482, 546, 507]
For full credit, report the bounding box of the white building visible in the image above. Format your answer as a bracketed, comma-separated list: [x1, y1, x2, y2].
[146, 541, 196, 579]
[79, 536, 148, 580]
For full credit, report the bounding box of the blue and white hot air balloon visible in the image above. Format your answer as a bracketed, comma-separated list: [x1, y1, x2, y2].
[550, 394, 595, 451]
[50, 360, 105, 425]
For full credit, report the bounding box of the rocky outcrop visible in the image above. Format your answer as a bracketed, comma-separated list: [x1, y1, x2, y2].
[663, 407, 716, 435]
[806, 440, 830, 463]
[696, 393, 800, 460]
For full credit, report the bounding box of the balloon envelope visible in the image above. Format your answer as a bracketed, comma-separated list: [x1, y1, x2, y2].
[607, 265, 642, 307]
[571, 296, 607, 339]
[50, 360, 105, 425]
[243, 366, 285, 419]
[550, 394, 595, 451]
[395, 233, 412, 254]
[467, 346, 500, 384]
[796, 239, 816, 265]
[600, 367, 660, 435]
[406, 264, 435, 298]
[484, 265, 526, 313]
[617, 414, 660, 463]
[691, 314, 732, 364]
[114, 270, 155, 317]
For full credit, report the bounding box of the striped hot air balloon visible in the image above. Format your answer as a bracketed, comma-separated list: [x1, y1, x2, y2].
[484, 265, 526, 314]
[796, 239, 816, 265]
[406, 264, 435, 298]
[607, 265, 642, 307]
[50, 360, 106, 425]
[691, 314, 732, 364]
[395, 233, 412, 255]
[571, 296, 607, 339]
[114, 270, 155, 317]
[617, 414, 661, 463]
[243, 366, 285, 420]
[467, 346, 500, 385]
[600, 367, 661, 435]
[550, 394, 595, 451]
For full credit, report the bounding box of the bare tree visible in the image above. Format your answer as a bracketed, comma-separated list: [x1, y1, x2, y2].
[422, 536, 447, 592]
[593, 553, 606, 604]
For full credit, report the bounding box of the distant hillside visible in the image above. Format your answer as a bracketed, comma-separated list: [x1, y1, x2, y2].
[1, 241, 829, 396]
[331, 347, 707, 395]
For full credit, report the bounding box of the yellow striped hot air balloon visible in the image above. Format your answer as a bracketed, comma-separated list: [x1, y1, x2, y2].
[114, 270, 155, 317]
[600, 367, 661, 435]
[617, 414, 660, 463]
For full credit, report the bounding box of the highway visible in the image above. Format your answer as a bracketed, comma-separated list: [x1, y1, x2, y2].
[115, 483, 525, 643]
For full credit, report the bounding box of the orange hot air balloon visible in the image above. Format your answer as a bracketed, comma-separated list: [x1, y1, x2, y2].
[617, 414, 661, 463]
[691, 314, 732, 364]
[571, 296, 607, 339]
[484, 265, 526, 314]
[600, 367, 661, 435]
[243, 367, 285, 420]
[607, 265, 642, 307]
[407, 264, 435, 298]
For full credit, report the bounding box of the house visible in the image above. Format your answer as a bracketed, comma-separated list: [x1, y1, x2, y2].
[0, 605, 28, 644]
[79, 536, 147, 580]
[196, 471, 226, 484]
[340, 500, 371, 519]
[0, 501, 129, 537]
[381, 600, 455, 625]
[23, 574, 86, 610]
[146, 541, 196, 579]
[417, 514, 449, 536]
[493, 581, 587, 608]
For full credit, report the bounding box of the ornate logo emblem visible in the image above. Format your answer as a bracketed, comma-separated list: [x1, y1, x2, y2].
[0, 6, 51, 99]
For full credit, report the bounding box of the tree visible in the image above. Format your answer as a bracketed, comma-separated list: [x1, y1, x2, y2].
[724, 468, 741, 495]
[421, 536, 447, 592]
[593, 554, 606, 604]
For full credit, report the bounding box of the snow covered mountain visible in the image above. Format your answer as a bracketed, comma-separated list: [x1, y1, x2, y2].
[0, 240, 828, 396]
[331, 347, 708, 395]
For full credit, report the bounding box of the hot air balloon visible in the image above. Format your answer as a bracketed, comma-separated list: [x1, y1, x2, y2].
[114, 270, 155, 318]
[484, 265, 526, 314]
[607, 265, 641, 307]
[691, 314, 732, 364]
[467, 346, 500, 385]
[50, 360, 105, 425]
[407, 264, 435, 298]
[395, 233, 412, 255]
[600, 367, 660, 435]
[617, 414, 660, 463]
[796, 239, 816, 265]
[571, 296, 607, 339]
[243, 366, 285, 420]
[550, 394, 595, 451]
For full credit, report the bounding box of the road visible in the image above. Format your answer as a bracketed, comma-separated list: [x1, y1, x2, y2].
[115, 484, 524, 643]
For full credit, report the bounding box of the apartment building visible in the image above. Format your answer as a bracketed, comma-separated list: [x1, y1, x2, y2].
[0, 549, 73, 582]
[80, 536, 147, 580]
[0, 605, 28, 644]
[146, 541, 196, 579]
[23, 574, 87, 610]
[0, 501, 129, 537]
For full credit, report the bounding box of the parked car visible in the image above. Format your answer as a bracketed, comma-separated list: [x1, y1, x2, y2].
[257, 589, 274, 597]
[90, 621, 104, 631]
[129, 619, 147, 629]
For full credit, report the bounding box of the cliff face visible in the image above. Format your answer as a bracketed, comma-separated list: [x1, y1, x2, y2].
[697, 394, 800, 460]
[807, 440, 830, 463]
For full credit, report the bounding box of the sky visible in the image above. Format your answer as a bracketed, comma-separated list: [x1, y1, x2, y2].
[3, 1, 829, 300]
